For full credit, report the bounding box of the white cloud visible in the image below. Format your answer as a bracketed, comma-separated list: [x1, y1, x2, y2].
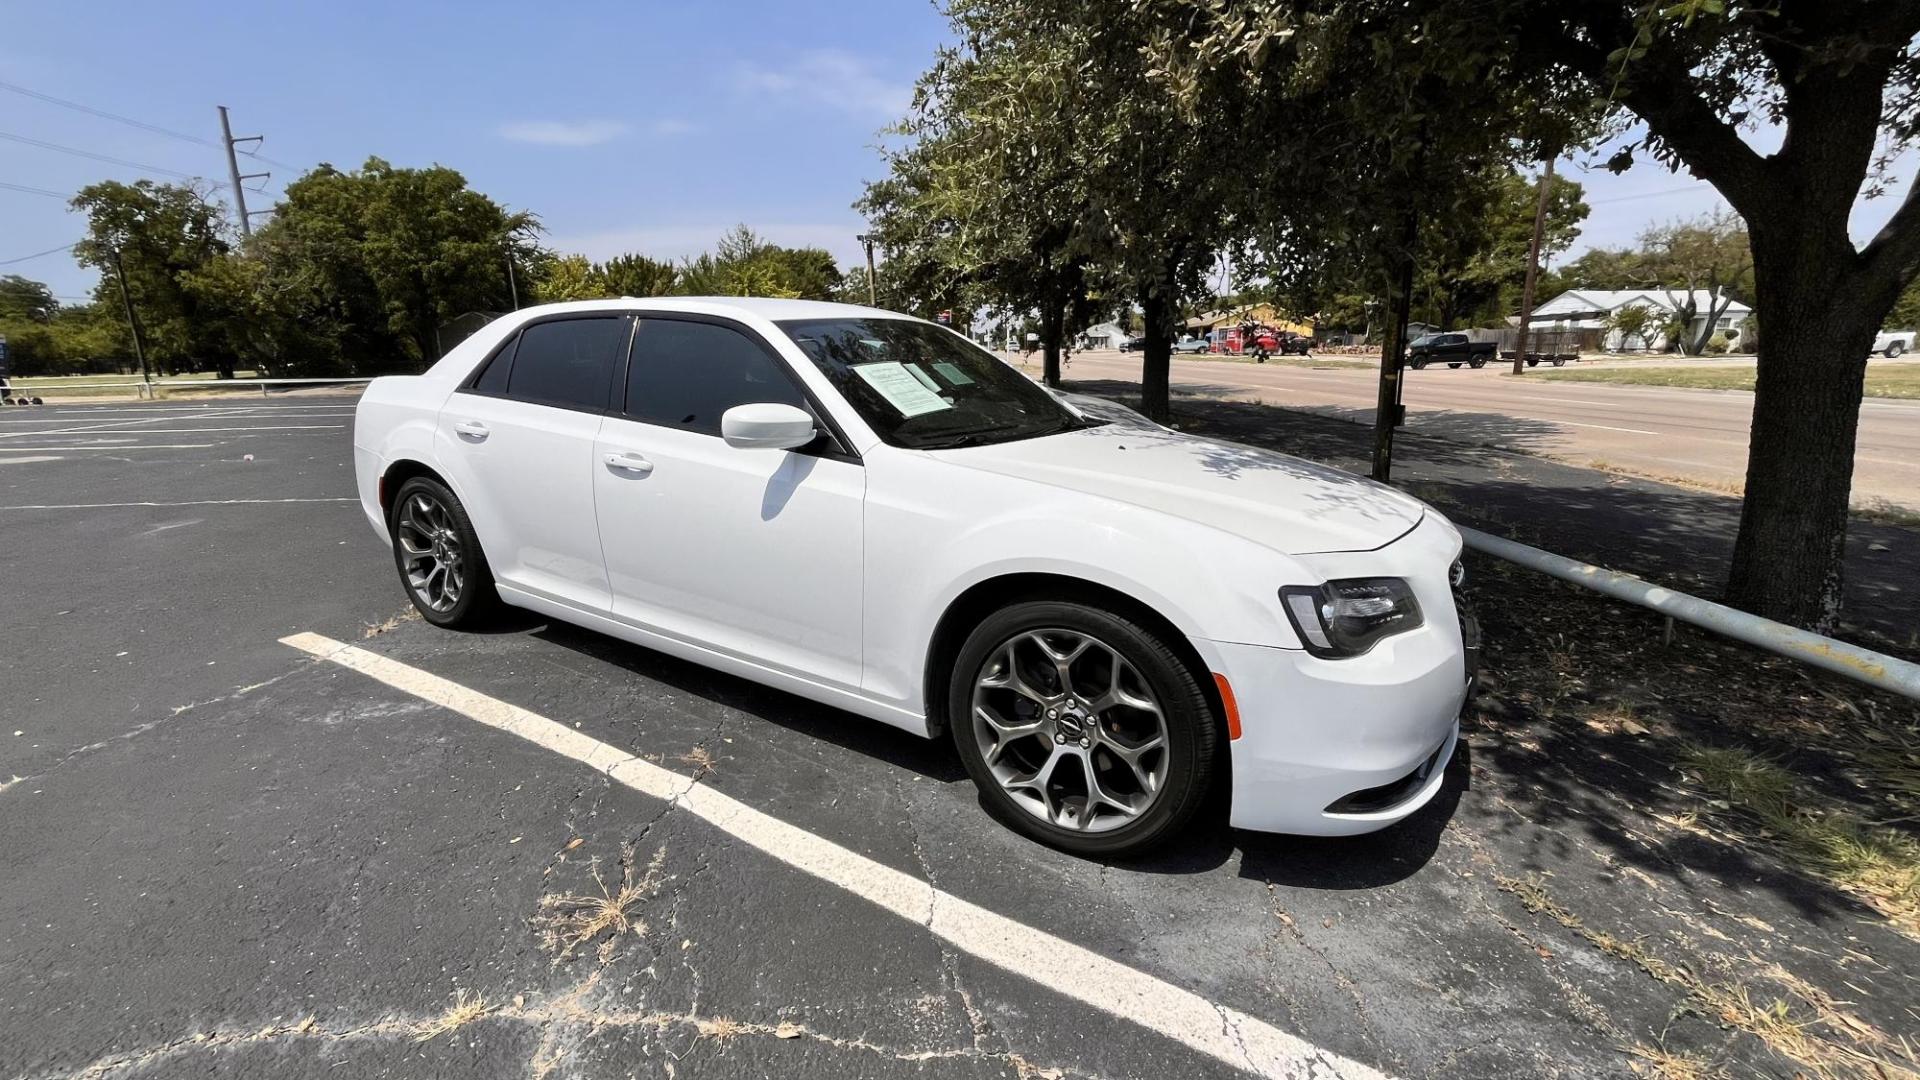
[648, 118, 697, 137]
[549, 222, 867, 269]
[739, 50, 912, 118]
[496, 120, 631, 147]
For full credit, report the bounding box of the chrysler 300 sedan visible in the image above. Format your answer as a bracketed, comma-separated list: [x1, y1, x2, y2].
[353, 298, 1476, 855]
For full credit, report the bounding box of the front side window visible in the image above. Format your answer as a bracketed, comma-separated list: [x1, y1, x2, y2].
[624, 317, 808, 436]
[503, 317, 628, 411]
[778, 318, 1089, 449]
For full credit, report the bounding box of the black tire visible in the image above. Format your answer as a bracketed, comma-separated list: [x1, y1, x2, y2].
[1887, 342, 1905, 358]
[1551, 356, 1568, 367]
[1411, 358, 1428, 370]
[1526, 357, 1539, 367]
[1469, 356, 1488, 369]
[388, 476, 502, 629]
[948, 600, 1221, 857]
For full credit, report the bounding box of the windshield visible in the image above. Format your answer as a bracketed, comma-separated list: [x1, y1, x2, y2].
[777, 318, 1090, 449]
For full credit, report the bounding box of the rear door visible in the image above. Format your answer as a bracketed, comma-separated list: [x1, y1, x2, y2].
[593, 314, 866, 689]
[437, 314, 631, 612]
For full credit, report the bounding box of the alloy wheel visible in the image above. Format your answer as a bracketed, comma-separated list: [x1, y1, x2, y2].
[970, 629, 1170, 833]
[396, 492, 465, 613]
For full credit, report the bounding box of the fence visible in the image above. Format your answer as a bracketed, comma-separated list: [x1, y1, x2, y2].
[1460, 526, 1920, 703]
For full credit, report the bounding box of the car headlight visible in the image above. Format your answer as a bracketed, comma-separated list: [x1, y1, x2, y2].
[1280, 578, 1424, 658]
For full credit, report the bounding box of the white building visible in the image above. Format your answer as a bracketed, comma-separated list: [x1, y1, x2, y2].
[1077, 321, 1128, 349]
[1531, 289, 1753, 351]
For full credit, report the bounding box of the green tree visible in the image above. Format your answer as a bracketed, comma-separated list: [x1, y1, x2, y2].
[70, 180, 239, 376]
[1638, 211, 1754, 355]
[243, 157, 538, 373]
[534, 254, 611, 303]
[1141, 0, 1920, 630]
[1413, 168, 1589, 328]
[597, 253, 678, 297]
[1603, 304, 1657, 351]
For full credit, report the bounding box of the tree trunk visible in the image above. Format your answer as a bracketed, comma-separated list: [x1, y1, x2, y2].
[1040, 302, 1065, 388]
[1140, 291, 1173, 424]
[1724, 242, 1878, 632]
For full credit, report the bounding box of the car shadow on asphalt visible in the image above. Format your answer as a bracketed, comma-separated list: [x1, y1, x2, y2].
[526, 618, 1462, 888]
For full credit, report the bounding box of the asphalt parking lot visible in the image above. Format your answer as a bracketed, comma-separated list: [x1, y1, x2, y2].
[3, 397, 1915, 1080]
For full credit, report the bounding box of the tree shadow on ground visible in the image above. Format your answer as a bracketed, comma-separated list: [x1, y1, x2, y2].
[1063, 379, 1917, 650]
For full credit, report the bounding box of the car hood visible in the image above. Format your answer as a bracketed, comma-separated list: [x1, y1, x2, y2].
[927, 421, 1426, 555]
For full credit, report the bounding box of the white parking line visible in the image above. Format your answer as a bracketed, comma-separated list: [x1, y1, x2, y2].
[280, 631, 1392, 1080]
[0, 424, 344, 440]
[0, 443, 217, 451]
[0, 497, 356, 510]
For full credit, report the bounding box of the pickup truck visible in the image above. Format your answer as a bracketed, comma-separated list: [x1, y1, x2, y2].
[1407, 333, 1497, 369]
[1872, 329, 1914, 357]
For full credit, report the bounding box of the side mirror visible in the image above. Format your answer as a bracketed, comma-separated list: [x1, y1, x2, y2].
[720, 402, 817, 450]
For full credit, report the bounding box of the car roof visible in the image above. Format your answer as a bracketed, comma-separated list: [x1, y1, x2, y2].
[502, 296, 914, 322]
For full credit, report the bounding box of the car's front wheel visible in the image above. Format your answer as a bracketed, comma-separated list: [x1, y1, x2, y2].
[388, 476, 500, 628]
[950, 601, 1220, 856]
[1887, 342, 1906, 358]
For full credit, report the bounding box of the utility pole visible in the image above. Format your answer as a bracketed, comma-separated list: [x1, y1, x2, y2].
[218, 106, 270, 237]
[856, 233, 877, 306]
[505, 250, 521, 310]
[1512, 156, 1557, 375]
[108, 246, 152, 394]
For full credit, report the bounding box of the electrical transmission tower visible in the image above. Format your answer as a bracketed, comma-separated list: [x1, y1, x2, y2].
[218, 106, 271, 236]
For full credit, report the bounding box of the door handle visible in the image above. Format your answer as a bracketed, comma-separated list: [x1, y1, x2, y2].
[604, 451, 654, 475]
[454, 419, 490, 440]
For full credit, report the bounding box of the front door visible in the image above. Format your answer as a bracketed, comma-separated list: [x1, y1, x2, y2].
[593, 315, 865, 689]
[436, 314, 630, 612]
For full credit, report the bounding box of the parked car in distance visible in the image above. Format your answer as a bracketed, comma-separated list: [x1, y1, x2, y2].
[1117, 336, 1146, 353]
[1172, 336, 1211, 354]
[1407, 333, 1497, 369]
[354, 298, 1475, 856]
[1276, 332, 1314, 356]
[1872, 329, 1914, 357]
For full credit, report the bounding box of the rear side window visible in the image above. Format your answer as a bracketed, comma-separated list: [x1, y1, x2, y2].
[502, 317, 628, 411]
[624, 318, 807, 436]
[470, 336, 515, 394]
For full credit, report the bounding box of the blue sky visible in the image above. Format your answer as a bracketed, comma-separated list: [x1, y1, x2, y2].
[0, 1, 1909, 303]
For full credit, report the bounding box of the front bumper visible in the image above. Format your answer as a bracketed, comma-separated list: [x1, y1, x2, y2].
[1198, 515, 1476, 836]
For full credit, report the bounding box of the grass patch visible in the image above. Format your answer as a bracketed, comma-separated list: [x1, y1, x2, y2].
[1498, 875, 1917, 1078]
[1533, 364, 1920, 399]
[412, 988, 489, 1042]
[1681, 745, 1920, 935]
[532, 843, 666, 964]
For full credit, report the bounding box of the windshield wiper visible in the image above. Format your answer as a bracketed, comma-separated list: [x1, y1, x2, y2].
[913, 430, 996, 449]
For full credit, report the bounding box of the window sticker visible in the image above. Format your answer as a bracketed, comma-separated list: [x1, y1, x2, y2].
[905, 364, 943, 393]
[852, 362, 952, 417]
[930, 361, 976, 386]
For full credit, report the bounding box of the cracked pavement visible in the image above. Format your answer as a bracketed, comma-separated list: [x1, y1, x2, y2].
[3, 398, 1916, 1079]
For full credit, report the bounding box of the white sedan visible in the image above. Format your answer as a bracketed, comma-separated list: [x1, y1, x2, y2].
[353, 298, 1476, 855]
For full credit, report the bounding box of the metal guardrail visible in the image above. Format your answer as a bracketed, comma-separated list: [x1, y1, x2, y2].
[4, 376, 373, 400]
[1460, 525, 1920, 702]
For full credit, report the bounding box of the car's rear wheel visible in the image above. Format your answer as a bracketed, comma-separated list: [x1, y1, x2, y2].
[1470, 356, 1488, 369]
[1887, 342, 1905, 358]
[950, 601, 1219, 856]
[389, 476, 500, 628]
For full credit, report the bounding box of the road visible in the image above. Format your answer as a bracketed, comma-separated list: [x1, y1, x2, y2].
[2, 398, 1914, 1079]
[1062, 352, 1920, 512]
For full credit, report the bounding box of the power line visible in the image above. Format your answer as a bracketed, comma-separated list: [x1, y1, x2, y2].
[1588, 184, 1717, 206]
[0, 131, 203, 181]
[0, 79, 217, 147]
[0, 180, 69, 199]
[0, 241, 81, 266]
